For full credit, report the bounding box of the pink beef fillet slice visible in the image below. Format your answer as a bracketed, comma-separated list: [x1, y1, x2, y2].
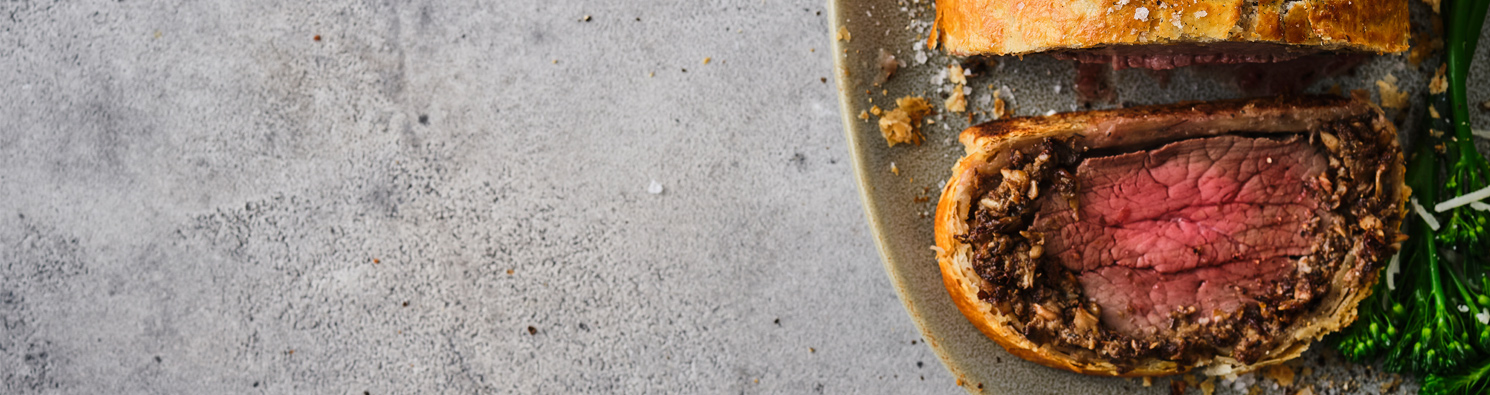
[1031, 135, 1327, 338]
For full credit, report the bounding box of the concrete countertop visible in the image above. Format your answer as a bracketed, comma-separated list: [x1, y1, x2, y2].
[0, 1, 953, 393]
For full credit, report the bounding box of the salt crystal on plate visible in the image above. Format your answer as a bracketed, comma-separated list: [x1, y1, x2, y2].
[647, 180, 664, 194]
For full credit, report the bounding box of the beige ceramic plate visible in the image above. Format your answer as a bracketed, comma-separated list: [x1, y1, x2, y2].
[828, 1, 1479, 394]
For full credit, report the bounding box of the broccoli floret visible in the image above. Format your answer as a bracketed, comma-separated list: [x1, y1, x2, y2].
[1382, 137, 1486, 374]
[1423, 357, 1490, 395]
[1436, 146, 1490, 251]
[1336, 271, 1401, 362]
[1436, 99, 1490, 355]
[1384, 234, 1482, 374]
[1338, 0, 1490, 385]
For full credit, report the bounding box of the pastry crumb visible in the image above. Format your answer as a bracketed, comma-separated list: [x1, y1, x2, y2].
[1431, 64, 1448, 94]
[890, 162, 899, 175]
[858, 110, 870, 120]
[836, 25, 851, 42]
[993, 97, 1007, 119]
[876, 97, 932, 147]
[948, 64, 966, 85]
[1376, 74, 1408, 109]
[1263, 364, 1295, 387]
[1379, 375, 1402, 393]
[1199, 377, 1216, 395]
[945, 84, 967, 113]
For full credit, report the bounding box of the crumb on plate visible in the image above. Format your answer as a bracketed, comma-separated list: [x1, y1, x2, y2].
[1375, 75, 1408, 109]
[877, 96, 932, 147]
[945, 84, 967, 113]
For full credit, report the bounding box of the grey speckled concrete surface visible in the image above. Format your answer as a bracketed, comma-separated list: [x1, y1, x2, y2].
[0, 1, 953, 393]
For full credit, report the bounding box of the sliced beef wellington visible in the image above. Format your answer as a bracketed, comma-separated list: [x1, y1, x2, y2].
[930, 0, 1409, 69]
[932, 95, 1407, 377]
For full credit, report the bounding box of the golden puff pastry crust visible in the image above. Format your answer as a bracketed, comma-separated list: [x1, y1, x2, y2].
[931, 0, 1409, 57]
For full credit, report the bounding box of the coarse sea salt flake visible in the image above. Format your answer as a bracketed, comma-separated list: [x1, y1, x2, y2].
[1194, 10, 1208, 18]
[1135, 7, 1149, 21]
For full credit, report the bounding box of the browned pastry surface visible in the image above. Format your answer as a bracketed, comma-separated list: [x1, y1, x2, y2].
[931, 0, 1408, 58]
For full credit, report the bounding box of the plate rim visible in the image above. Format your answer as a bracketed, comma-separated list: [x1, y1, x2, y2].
[827, 1, 978, 392]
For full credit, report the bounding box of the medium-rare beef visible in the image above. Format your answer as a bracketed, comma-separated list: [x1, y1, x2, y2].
[934, 96, 1406, 377]
[1032, 136, 1327, 337]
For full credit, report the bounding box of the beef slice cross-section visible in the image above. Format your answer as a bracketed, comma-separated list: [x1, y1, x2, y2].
[1031, 135, 1328, 336]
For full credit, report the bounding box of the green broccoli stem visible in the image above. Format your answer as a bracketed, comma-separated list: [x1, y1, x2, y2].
[1426, 240, 1457, 344]
[1447, 262, 1490, 352]
[1427, 236, 1472, 373]
[1414, 132, 1443, 199]
[1446, 0, 1488, 143]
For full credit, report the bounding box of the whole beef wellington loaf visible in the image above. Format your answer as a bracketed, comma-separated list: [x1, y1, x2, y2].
[932, 95, 1407, 377]
[930, 0, 1409, 69]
